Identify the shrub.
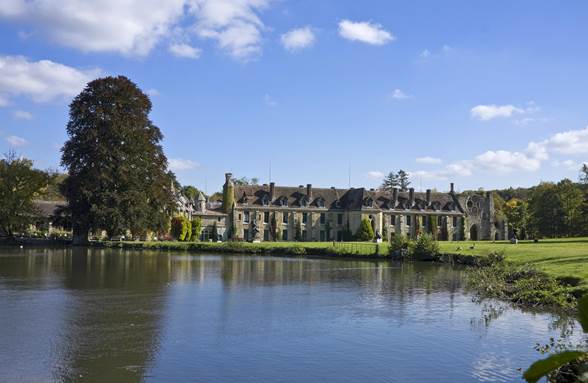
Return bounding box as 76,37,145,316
170,216,190,241
411,234,439,261
355,219,374,241
389,234,410,257
191,217,202,241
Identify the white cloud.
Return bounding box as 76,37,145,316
190,0,271,60
280,26,315,52
169,158,200,171
0,55,100,103
264,93,277,107
474,150,541,173
5,135,28,147
367,170,384,179
338,19,394,45
0,0,186,56
0,95,8,107
470,104,524,121
390,88,412,100
542,126,588,155
146,88,160,97
419,49,431,59
169,43,202,58
411,126,588,179
13,110,32,120
416,156,442,165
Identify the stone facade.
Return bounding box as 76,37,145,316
210,173,506,242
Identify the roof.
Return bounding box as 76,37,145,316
233,185,461,212
33,200,67,218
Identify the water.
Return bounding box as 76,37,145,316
0,248,580,382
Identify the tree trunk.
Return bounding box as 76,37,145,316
72,222,89,246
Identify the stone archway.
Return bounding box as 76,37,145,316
470,225,478,241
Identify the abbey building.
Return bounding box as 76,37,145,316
192,173,507,242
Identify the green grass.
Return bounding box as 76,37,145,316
438,238,588,287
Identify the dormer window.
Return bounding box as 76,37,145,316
261,194,270,206
334,199,341,208
277,196,288,207
363,197,373,208
239,192,248,204
300,196,309,207
316,197,325,208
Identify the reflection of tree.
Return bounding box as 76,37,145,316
54,248,172,382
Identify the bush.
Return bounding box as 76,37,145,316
355,219,374,241
191,217,202,241
170,216,190,241
411,234,439,261
389,234,410,257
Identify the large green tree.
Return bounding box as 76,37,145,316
0,152,50,238
381,170,411,192
61,76,175,244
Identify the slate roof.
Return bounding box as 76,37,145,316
32,200,67,218
234,185,461,212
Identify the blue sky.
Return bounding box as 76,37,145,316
1,0,587,194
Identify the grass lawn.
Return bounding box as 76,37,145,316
438,237,588,286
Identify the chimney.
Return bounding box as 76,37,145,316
392,188,398,208
409,187,415,207
426,189,431,206
225,173,233,184
306,184,312,200
270,182,275,200
450,183,455,194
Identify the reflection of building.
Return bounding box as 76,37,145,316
215,173,506,242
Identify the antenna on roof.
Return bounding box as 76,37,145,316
348,163,351,188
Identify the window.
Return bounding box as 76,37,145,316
263,212,269,223
336,231,343,241
320,230,325,241
263,230,269,241
406,215,411,226
317,198,325,208
438,216,443,226
282,229,288,241
302,212,308,224
302,230,307,241
337,213,343,225
453,216,458,227
244,229,249,241
239,213,242,221
283,213,288,224
320,213,326,224
391,215,396,226
243,211,250,223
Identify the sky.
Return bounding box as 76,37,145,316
1,0,587,194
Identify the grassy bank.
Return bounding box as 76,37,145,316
438,238,588,288
97,240,390,257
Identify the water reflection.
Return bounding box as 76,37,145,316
0,248,580,382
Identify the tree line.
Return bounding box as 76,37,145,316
499,167,588,239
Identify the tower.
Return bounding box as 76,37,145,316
222,173,235,214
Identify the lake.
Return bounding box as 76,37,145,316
0,247,580,382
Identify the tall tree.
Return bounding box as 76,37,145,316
528,182,567,237
381,172,399,191
61,76,175,244
181,185,200,201
397,170,411,191
579,163,588,184
0,151,50,238
503,198,529,239
555,179,583,236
